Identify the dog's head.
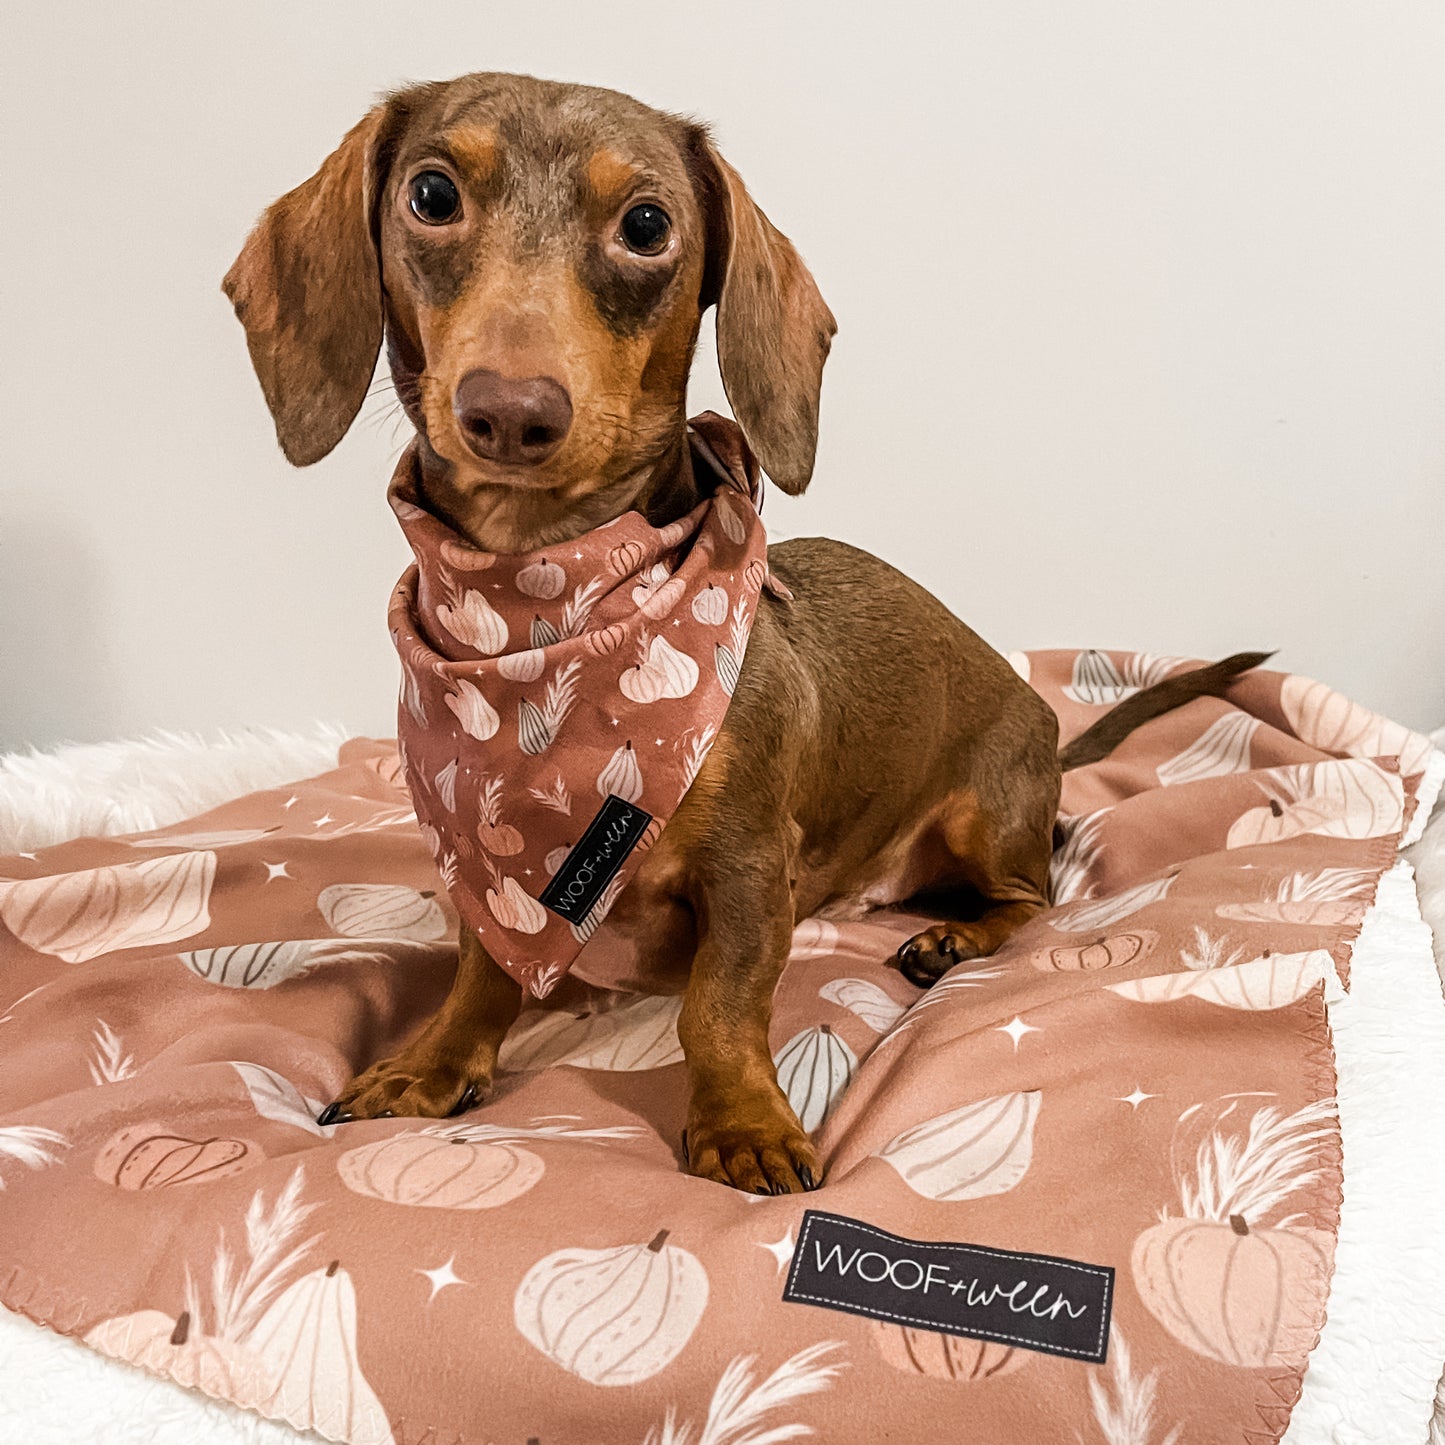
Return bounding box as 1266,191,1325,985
224,73,834,540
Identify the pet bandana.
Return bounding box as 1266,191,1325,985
388,413,774,998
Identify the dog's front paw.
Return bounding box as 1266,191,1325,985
318,1052,491,1125
893,923,988,987
684,1095,821,1195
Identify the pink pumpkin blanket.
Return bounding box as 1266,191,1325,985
0,653,1435,1445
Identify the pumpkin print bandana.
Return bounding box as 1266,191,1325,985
388,413,773,998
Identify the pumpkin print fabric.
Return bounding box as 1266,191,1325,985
0,653,1437,1444
389,411,772,998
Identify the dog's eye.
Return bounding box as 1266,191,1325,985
409,171,461,225
620,204,671,255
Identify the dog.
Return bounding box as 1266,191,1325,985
224,72,1262,1195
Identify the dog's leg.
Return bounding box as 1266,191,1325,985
678,854,819,1195
319,924,521,1123
893,790,1054,987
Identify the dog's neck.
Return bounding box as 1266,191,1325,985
412,423,701,556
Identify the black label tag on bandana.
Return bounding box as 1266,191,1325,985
539,795,653,923
783,1211,1113,1363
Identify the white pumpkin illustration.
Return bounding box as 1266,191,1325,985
444,678,501,741
1063,651,1183,705
1227,758,1405,849
691,585,730,626
0,849,216,963
439,537,494,571
597,742,645,803
514,1230,708,1386
499,994,684,1072
1156,714,1260,786
1050,874,1175,932
1280,674,1434,775
437,585,508,654
486,875,548,934
774,1025,858,1132
620,634,700,703
318,883,448,940
1108,948,1334,1010
84,1309,265,1399
516,556,567,600
180,939,317,989
244,1261,394,1442
818,977,908,1032
497,647,548,684
877,1092,1040,1201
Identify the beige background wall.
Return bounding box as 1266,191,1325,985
3,0,1444,751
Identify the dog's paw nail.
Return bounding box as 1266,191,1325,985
376,1109,394,1119
798,1164,818,1191
317,1103,345,1126
448,1084,479,1117
680,1129,689,1165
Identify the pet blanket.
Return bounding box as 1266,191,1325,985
0,653,1438,1445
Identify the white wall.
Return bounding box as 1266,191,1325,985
3,0,1443,752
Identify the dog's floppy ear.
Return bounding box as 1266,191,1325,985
223,106,392,466
690,135,836,494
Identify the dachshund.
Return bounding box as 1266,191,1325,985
224,72,1263,1194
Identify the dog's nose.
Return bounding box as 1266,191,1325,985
453,369,573,466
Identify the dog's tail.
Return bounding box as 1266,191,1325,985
1057,651,1273,773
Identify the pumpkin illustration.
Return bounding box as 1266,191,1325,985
1107,949,1333,1010
714,642,741,695
1033,930,1156,972
789,917,840,959
498,647,548,683
94,1126,260,1190
1226,758,1404,849
245,1261,394,1442
476,776,524,855
444,678,501,741
743,558,768,594
514,1229,708,1386
517,556,567,600
597,742,645,803
774,1025,857,1132
877,1092,1040,1201
1050,874,1174,932
1156,714,1260,786
639,574,688,619
179,939,318,989
871,1321,1025,1381
437,586,508,654
318,883,448,940
0,849,216,964
586,622,628,658
1133,1215,1332,1367
499,993,684,1071
85,1309,265,1397
1280,675,1434,775
339,1130,544,1209
609,539,645,576
439,538,494,571
544,844,570,875
818,977,907,1031
532,614,561,648
691,585,729,625
620,635,700,703
487,876,548,934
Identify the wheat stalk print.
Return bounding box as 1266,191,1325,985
539,659,583,742
528,775,573,815
0,1125,68,1186
88,1019,138,1084
642,1341,846,1445
559,578,608,639
1050,809,1109,904
1080,1329,1181,1445
680,725,718,791
1178,928,1245,974
1270,867,1376,904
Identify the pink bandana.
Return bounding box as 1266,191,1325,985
388,413,774,998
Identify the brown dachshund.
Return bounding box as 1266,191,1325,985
224,72,1263,1195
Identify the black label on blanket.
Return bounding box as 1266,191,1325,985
783,1211,1113,1363
539,795,653,923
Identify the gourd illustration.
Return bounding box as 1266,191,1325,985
1226,758,1404,849
433,758,459,811
773,1025,857,1132
518,660,583,755
1033,930,1155,972
1108,945,1334,1010
531,614,561,648
1156,714,1260,786
877,1092,1040,1201
476,776,524,855
1216,867,1374,925
609,539,645,576
437,584,509,654
339,1119,639,1209
743,558,769,593
0,849,216,963
498,993,684,1072
691,585,729,625
486,873,548,934
94,1126,261,1189
1051,875,1175,933
514,1229,708,1386
245,1261,393,1442
399,664,428,726
439,537,494,571
818,977,907,1031
498,646,548,683
1280,674,1434,775
1132,1099,1336,1368
517,556,567,600
1063,651,1183,705
180,938,334,989
620,634,700,703
445,678,501,742
716,492,749,544
597,742,644,803
585,622,628,658
871,1321,1025,1381
84,1309,264,1399
318,883,448,941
